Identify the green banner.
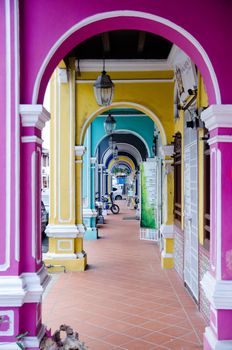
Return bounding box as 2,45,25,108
140,161,157,229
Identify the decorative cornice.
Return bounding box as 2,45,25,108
45,224,80,238
208,135,232,145
201,271,232,309
0,265,50,306
21,265,51,303
0,276,25,306
75,145,86,157
201,105,232,131
76,59,172,72
20,104,50,130
21,136,43,144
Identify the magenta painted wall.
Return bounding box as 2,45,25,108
19,0,232,104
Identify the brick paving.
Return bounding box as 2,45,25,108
43,202,205,349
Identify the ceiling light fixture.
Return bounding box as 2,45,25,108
104,113,116,135
93,60,114,106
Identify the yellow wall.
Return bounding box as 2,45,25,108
197,72,209,245
75,71,175,145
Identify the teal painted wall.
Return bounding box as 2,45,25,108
90,116,155,156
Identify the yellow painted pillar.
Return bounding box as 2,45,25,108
74,145,87,267
44,60,86,271
160,145,175,269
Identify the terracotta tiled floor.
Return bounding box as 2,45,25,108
43,202,205,349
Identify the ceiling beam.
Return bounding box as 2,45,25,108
101,32,111,54
137,31,146,53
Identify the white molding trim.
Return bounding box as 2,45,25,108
21,136,43,144
0,344,20,350
201,271,232,309
21,265,51,303
45,224,80,238
75,145,86,157
83,208,98,217
160,224,174,239
208,135,232,145
161,251,173,259
58,67,68,83
201,105,232,131
0,265,51,306
102,143,141,165
76,59,171,72
20,104,50,130
14,0,20,263
0,276,25,306
159,145,174,157
205,326,232,350
76,78,173,84
77,224,86,234
32,10,221,105
80,101,167,145
43,252,85,259
94,129,151,158
1,0,11,272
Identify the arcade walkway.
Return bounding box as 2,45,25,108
43,202,205,349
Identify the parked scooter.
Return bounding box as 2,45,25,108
102,192,120,214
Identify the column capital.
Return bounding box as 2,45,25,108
20,104,50,130
159,144,174,157
201,271,232,309
201,104,232,131
75,145,86,157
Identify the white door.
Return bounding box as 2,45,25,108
184,126,199,301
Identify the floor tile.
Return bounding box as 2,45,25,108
43,202,206,349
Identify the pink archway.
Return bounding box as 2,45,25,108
1,2,232,349
18,1,232,105
27,12,220,105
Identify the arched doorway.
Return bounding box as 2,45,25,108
0,3,230,349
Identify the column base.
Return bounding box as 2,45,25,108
84,227,98,240
204,327,232,350
83,208,98,240
161,251,174,269
43,252,87,272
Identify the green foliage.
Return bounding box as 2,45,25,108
112,166,130,175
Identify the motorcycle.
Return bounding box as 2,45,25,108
102,192,120,214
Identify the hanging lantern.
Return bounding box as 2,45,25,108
104,114,116,135
93,69,114,106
